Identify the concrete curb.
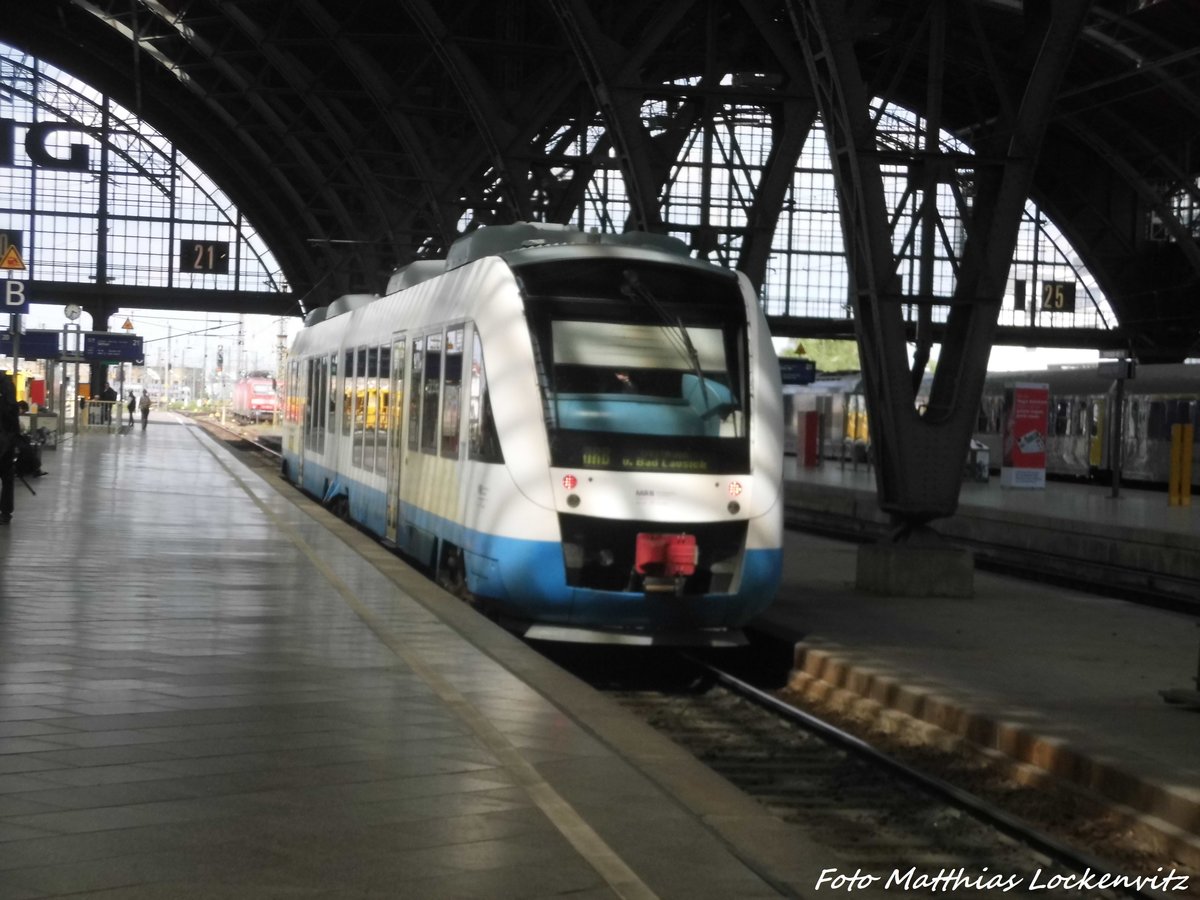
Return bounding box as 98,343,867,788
789,643,1200,871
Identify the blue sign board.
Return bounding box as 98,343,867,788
84,333,144,364
778,357,817,385
0,329,60,359
2,280,29,314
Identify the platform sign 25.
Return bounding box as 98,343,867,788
1040,280,1076,313
179,240,230,274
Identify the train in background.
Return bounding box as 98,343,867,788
786,363,1199,489
231,371,279,423
977,363,1197,488
783,371,871,462
281,222,785,646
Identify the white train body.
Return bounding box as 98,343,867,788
282,224,784,644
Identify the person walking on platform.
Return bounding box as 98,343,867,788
127,392,136,426
0,373,19,524
139,390,151,430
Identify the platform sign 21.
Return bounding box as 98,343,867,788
179,239,230,274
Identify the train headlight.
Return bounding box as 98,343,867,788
728,480,743,497
563,474,581,507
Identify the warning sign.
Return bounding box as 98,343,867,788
0,244,24,271
122,318,134,331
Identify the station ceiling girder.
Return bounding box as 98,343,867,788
1,0,1198,359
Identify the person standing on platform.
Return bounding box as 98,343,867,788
100,383,117,424
127,392,136,426
139,390,151,430
0,372,19,524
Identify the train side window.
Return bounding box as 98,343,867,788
303,358,316,451
468,330,503,463
408,337,424,452
421,332,443,454
1147,401,1167,441
1167,399,1195,436
342,350,354,437
375,344,391,471
362,346,378,471
387,339,405,470
441,327,464,459
1054,399,1070,436
977,395,1001,433
303,360,312,445
353,347,368,467
314,359,324,452
320,357,328,452
323,354,333,451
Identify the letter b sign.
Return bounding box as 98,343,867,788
3,281,29,314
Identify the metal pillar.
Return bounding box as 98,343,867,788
789,0,1093,525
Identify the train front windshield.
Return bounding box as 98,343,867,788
517,258,750,474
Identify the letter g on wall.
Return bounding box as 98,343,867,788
0,119,93,172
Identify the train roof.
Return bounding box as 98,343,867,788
304,292,377,326
444,222,692,270
983,362,1200,395
310,224,728,329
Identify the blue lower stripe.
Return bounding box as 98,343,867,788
284,452,781,631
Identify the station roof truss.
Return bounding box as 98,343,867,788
4,0,1200,360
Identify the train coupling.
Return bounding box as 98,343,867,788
635,532,697,595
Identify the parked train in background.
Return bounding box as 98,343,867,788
281,223,785,646
231,371,279,423
786,363,1199,489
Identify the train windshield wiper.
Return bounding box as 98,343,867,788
620,269,717,413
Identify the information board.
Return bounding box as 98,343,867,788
83,332,144,364
0,329,60,359
778,357,816,385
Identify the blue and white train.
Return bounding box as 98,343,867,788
281,223,784,645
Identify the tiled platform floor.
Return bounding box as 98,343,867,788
0,414,823,899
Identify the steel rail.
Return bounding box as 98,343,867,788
687,657,1165,900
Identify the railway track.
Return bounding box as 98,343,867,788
188,412,282,462
547,645,1193,900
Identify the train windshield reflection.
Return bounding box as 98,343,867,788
519,261,751,474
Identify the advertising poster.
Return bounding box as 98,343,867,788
1001,382,1049,488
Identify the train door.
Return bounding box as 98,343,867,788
385,334,407,543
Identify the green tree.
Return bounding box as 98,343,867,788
783,338,861,373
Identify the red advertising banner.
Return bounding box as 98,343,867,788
1001,383,1049,488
